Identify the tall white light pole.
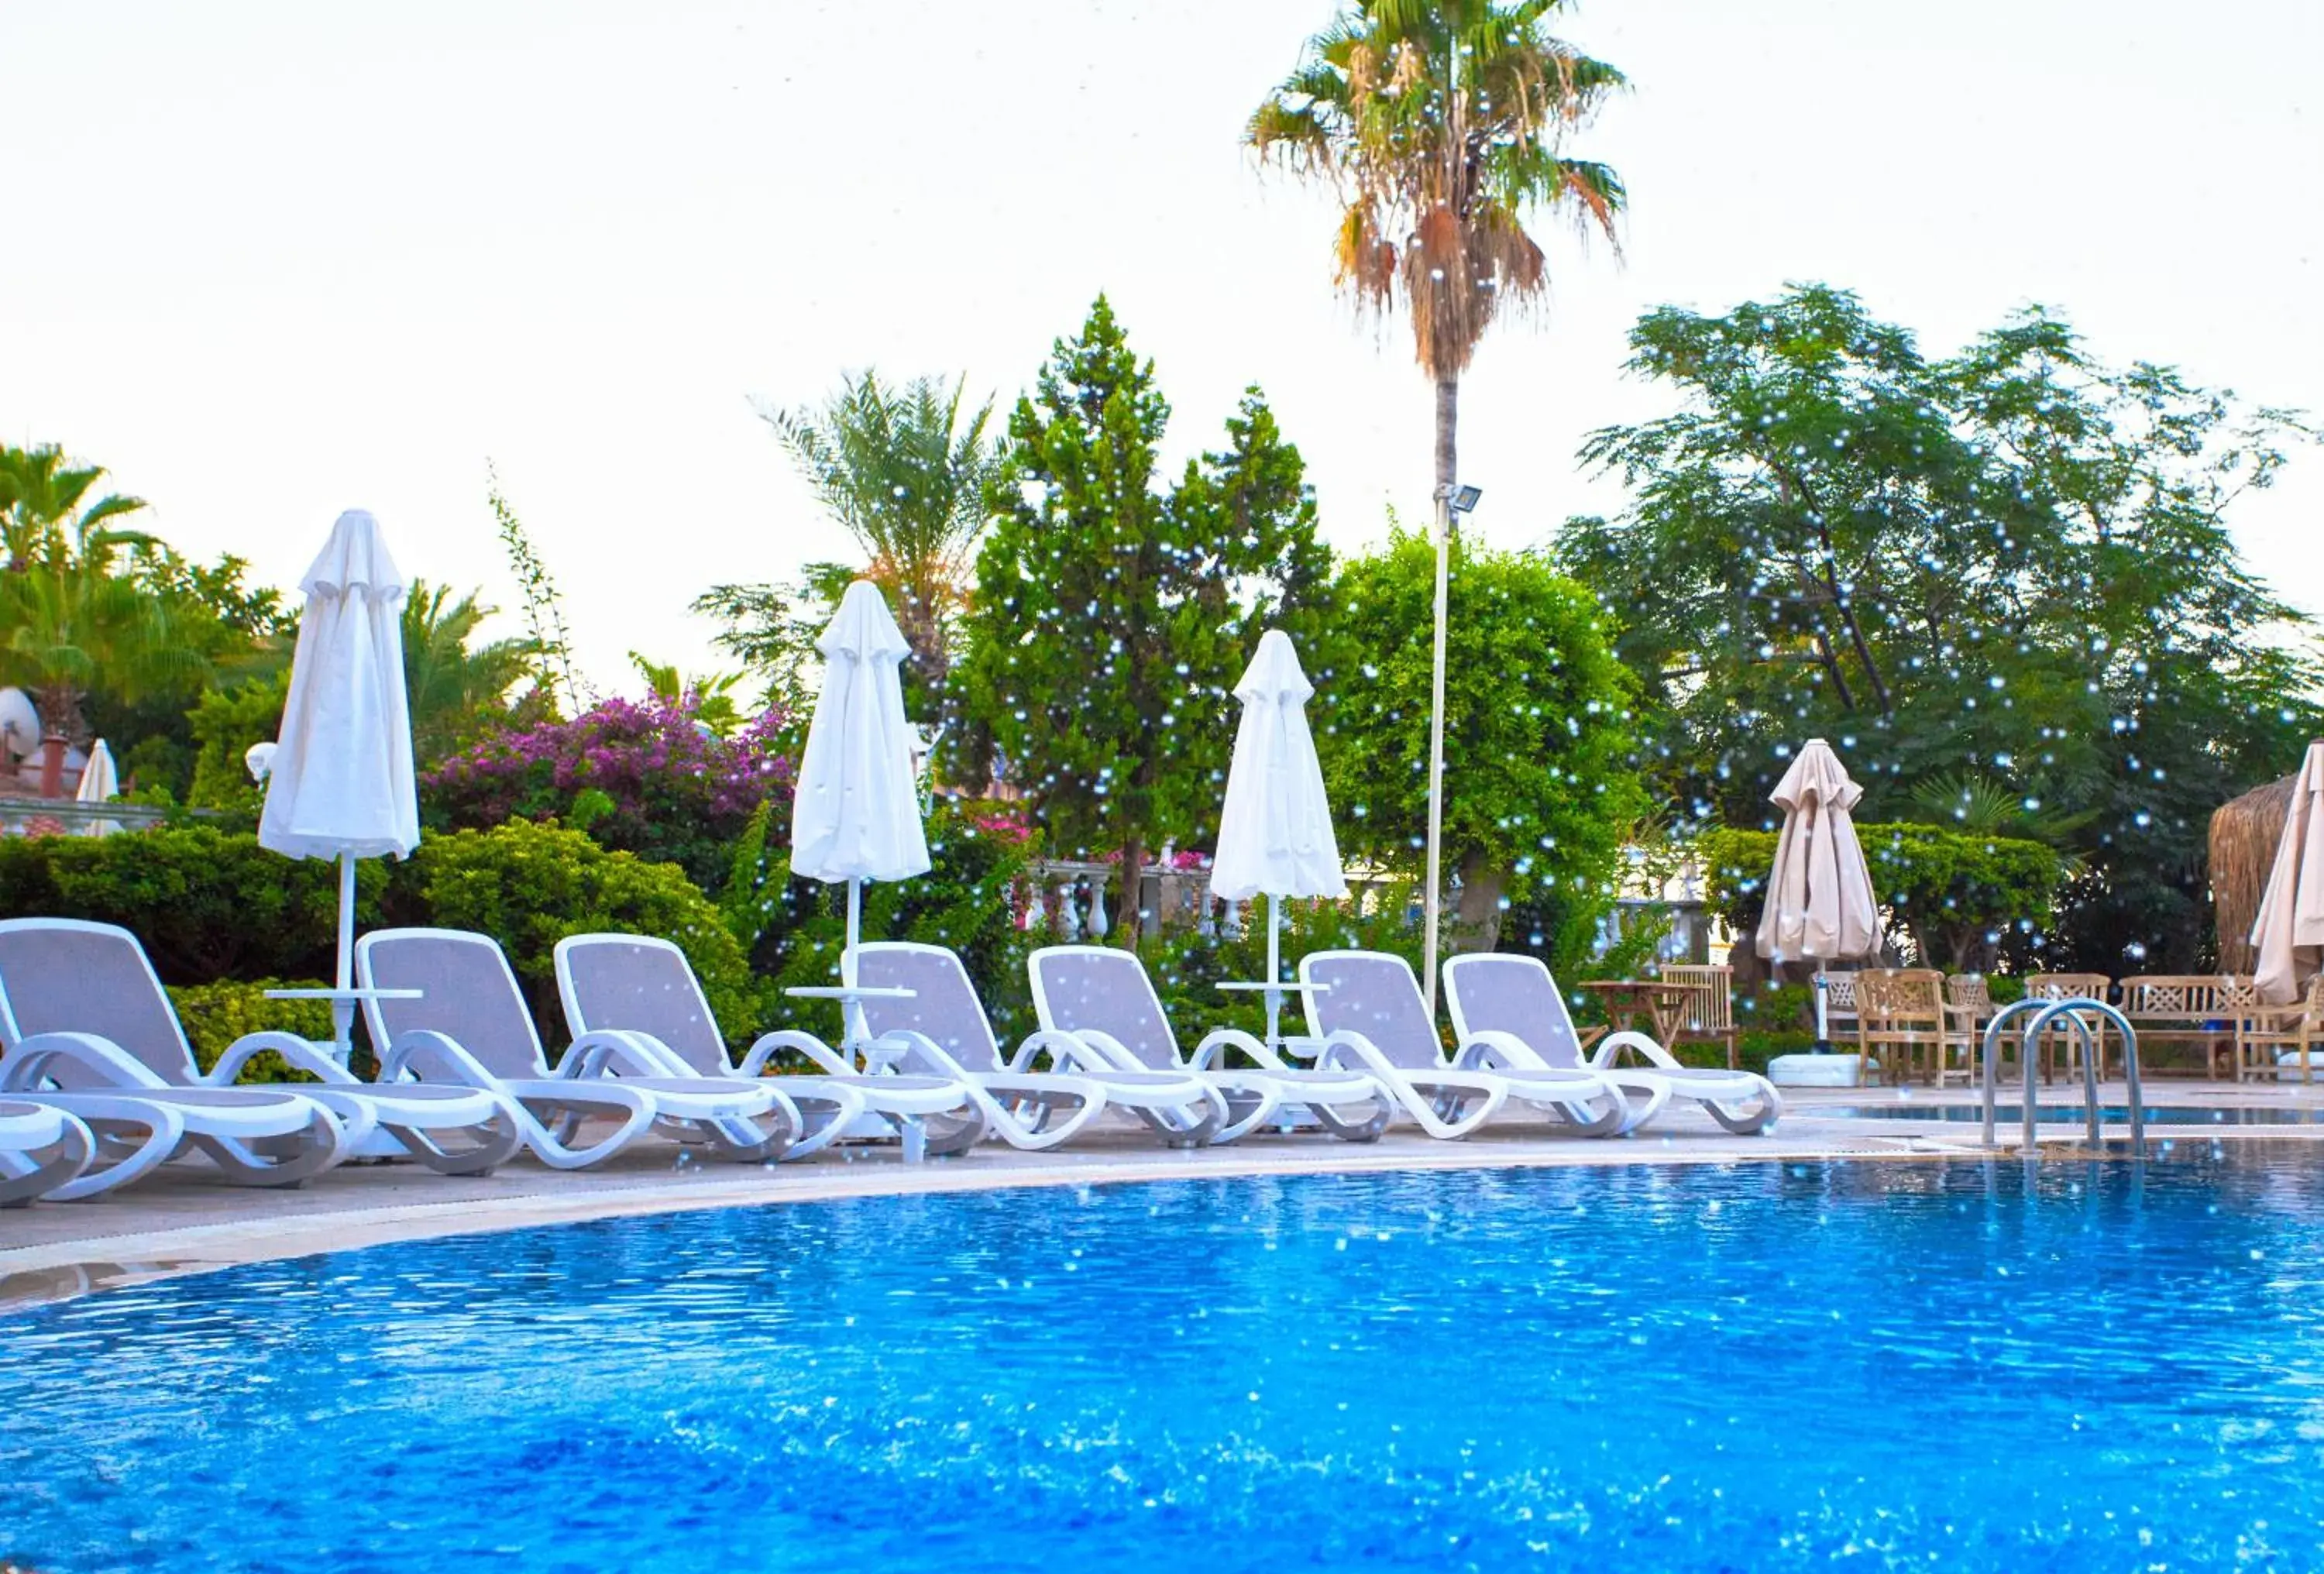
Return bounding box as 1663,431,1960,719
1422,486,1451,1018
1422,483,1480,1019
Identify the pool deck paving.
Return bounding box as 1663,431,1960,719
8,1079,2324,1308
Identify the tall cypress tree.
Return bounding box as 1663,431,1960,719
957,297,1338,936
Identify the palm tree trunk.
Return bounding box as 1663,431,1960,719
1117,834,1145,945
1435,377,1459,512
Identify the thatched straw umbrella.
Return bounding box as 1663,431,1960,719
2213,772,2302,974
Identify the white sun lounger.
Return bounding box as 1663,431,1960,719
1444,954,1783,1135
1297,950,1635,1139
0,916,519,1177
0,1101,95,1206
552,932,981,1161
359,927,794,1167
0,918,354,1194
855,942,1228,1149
1026,944,1392,1143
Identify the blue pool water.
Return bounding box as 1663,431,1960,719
1827,1102,2324,1125
9,1150,2324,1572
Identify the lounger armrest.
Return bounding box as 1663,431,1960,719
210,1030,366,1087
1008,1028,1129,1075
1190,1028,1290,1071
554,1029,687,1080
862,1027,955,1081
379,1029,504,1088
1312,1029,1397,1079
1452,1029,1543,1072
741,1029,853,1077
0,1031,174,1092
1585,1030,1681,1071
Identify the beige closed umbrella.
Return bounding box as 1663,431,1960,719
1757,739,1881,1046
2252,741,2324,1006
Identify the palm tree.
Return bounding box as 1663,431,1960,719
1249,2,1625,999
401,581,537,760
1248,1,1625,497
0,444,146,572
760,372,1006,702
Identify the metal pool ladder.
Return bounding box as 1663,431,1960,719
1980,998,2145,1150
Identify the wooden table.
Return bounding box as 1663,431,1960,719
1575,980,1693,1050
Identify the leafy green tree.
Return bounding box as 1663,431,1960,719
1324,527,1643,953
1554,284,2322,970
955,297,1340,934
762,371,1008,714
1249,0,1624,512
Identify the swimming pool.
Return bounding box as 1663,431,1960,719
1826,1101,2324,1125
9,1150,2324,1572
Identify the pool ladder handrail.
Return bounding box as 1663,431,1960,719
1980,997,2145,1151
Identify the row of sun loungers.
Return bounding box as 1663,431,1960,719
0,917,1781,1204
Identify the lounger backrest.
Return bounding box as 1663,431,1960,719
856,943,1005,1074
1442,954,1586,1070
1298,950,1446,1071
555,934,730,1075
357,928,548,1079
0,919,198,1088
1026,946,1182,1070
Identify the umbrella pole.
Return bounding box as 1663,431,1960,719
844,876,865,1053
1813,967,1832,1054
1266,892,1283,1052
333,851,357,1066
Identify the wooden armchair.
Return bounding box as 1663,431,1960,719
1659,964,1739,1068
2024,972,2116,1083
2118,975,2248,1080
2239,975,2324,1083
1856,969,1967,1086
1943,974,1996,1073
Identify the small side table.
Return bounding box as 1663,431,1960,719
263,986,423,1067
1575,981,1693,1052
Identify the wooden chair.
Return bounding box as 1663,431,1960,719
1821,969,1860,1043
2239,975,2324,1083
1943,974,1996,1076
1659,964,1739,1068
2116,976,2247,1080
2024,972,2116,1084
1855,969,1966,1086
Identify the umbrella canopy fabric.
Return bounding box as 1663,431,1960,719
1757,739,1880,964
258,510,419,862
73,739,116,805
790,581,930,885
2253,741,2324,1005
1211,631,1346,903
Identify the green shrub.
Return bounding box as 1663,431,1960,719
408,818,758,1050
167,979,337,1081
0,825,377,985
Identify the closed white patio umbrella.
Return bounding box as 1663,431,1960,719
1757,739,1881,1047
2253,741,2324,1006
74,738,118,837
259,510,420,1063
1212,631,1345,1049
791,581,930,1048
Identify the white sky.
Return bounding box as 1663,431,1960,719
3,0,2317,691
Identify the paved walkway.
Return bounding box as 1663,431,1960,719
7,1081,2321,1308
